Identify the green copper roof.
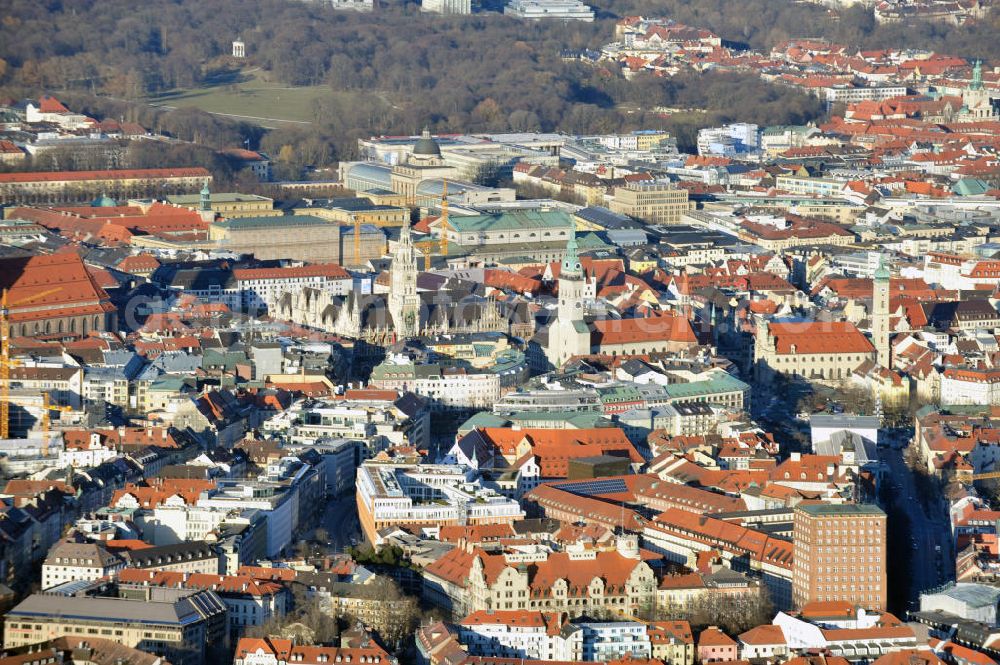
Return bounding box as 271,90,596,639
953,178,989,197
663,373,749,400
562,232,581,275
874,253,890,281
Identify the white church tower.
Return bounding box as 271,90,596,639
546,233,591,367
872,253,891,367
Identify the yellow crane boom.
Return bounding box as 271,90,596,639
439,179,449,259
2,287,64,439
40,391,72,457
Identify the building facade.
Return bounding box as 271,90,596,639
610,182,691,225
792,503,887,610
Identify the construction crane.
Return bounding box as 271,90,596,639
353,217,362,268
414,240,438,271
1,287,62,440
438,179,450,259
40,392,72,457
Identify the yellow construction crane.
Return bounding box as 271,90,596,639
414,240,437,271
439,179,450,259
1,287,62,440
353,217,362,268
40,391,72,457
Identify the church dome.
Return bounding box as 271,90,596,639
91,193,117,207
412,127,441,158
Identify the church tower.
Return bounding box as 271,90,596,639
872,253,891,367
197,181,214,222
963,61,996,120
546,233,591,367
388,219,421,339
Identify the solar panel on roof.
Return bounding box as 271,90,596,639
556,478,628,497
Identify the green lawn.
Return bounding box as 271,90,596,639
147,70,328,127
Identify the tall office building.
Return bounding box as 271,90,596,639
792,503,887,610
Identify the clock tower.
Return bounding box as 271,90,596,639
545,233,591,367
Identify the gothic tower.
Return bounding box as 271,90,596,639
388,219,421,339
546,233,591,367
872,253,891,367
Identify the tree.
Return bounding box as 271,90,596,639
657,585,774,634
247,591,341,645
353,576,419,649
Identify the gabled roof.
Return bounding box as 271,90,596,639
767,321,875,355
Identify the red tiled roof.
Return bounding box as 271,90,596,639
117,568,284,596
739,625,786,645
234,637,391,664
233,263,351,281
0,167,210,184
767,321,875,355
700,627,737,647
592,314,699,346
0,252,114,324
37,95,70,114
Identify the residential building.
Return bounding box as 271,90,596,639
648,621,695,665
234,636,395,665
698,627,738,663
369,356,518,411
120,541,221,574
41,539,124,590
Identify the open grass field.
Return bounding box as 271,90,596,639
147,69,328,128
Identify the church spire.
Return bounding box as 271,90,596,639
400,213,412,244
874,252,890,281
971,60,984,91
200,181,211,212
562,231,581,277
